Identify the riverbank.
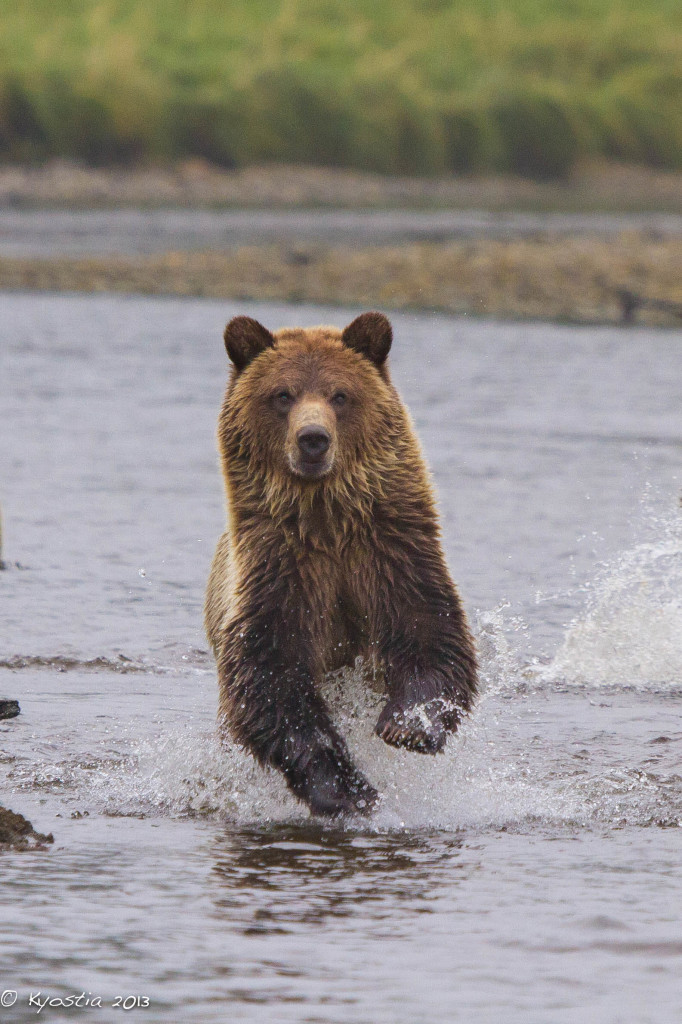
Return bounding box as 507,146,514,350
1,163,680,326
1,234,680,327
2,160,682,213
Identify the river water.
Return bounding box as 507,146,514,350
1,208,682,258
1,292,681,1023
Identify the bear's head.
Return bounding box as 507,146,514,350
221,312,396,488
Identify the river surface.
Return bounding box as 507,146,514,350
1,293,681,1023
1,208,681,258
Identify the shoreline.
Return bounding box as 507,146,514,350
1,235,681,328
1,160,682,214
1,162,680,327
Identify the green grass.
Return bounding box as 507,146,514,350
1,0,681,177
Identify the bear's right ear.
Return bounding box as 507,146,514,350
224,316,275,372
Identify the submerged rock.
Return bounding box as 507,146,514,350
0,806,53,849
0,698,20,720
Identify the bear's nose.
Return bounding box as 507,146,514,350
297,426,331,460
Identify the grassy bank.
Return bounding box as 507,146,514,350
1,1,681,178
2,234,680,327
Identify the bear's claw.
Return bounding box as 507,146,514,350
301,750,379,818
374,700,449,754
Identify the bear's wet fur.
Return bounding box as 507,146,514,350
205,312,477,817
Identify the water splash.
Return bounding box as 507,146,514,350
4,506,681,832
475,602,529,695
544,506,682,690
16,631,674,833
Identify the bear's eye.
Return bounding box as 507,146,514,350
331,391,347,408
272,390,294,412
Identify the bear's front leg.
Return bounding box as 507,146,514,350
217,612,378,817
375,677,460,754
370,550,478,755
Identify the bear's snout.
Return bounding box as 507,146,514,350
287,399,336,479
297,426,331,461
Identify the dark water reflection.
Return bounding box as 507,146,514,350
212,826,468,932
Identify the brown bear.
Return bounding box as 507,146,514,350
205,311,477,817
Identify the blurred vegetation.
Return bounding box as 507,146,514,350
1,0,681,179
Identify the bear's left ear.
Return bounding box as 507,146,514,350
224,316,275,372
342,311,392,368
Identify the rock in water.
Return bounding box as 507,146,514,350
0,806,53,849
0,699,20,720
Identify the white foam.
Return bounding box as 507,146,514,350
69,641,680,832
545,507,682,690
8,506,682,831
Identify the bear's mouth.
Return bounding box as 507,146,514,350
288,453,333,480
